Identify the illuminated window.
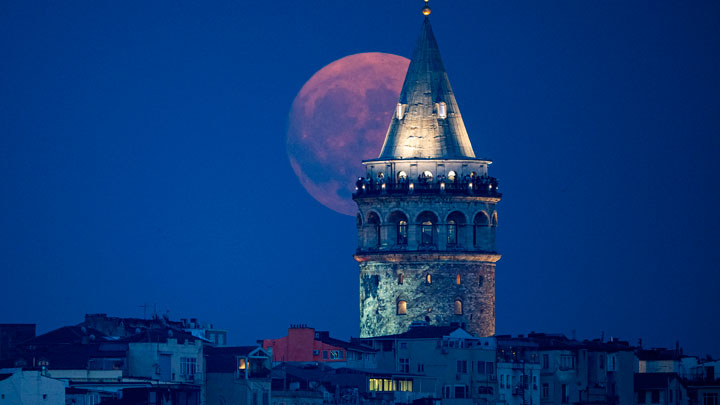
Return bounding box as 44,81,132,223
426,274,432,284
423,171,433,181
447,170,457,181
454,300,463,315
438,102,447,119
238,357,246,371
396,103,405,119
456,274,461,285
398,380,413,392
397,300,407,315
447,220,457,245
398,171,407,181
397,220,408,245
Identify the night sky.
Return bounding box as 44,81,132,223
1,1,719,356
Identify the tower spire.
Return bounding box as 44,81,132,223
377,12,476,160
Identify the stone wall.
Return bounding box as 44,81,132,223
358,258,495,337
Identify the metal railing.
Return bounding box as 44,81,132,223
353,177,501,198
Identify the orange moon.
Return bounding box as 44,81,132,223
287,52,410,216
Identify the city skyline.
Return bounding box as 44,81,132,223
1,1,719,357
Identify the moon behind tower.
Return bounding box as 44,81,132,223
287,53,410,216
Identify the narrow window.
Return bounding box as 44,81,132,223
421,221,434,244
398,220,408,245
447,220,457,245
454,300,463,315
396,103,405,119
398,273,404,285
397,300,407,315
479,275,484,287
425,274,432,284
456,274,461,285
438,102,447,119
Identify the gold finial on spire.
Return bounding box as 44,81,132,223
422,0,431,16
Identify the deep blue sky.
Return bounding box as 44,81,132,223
1,1,718,356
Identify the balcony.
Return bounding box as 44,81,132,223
353,177,501,199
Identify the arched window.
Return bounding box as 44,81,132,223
473,211,490,247
397,300,407,315
398,273,404,285
454,300,463,315
417,211,438,246
356,214,363,228
492,211,498,227
425,274,432,284
447,211,466,247
478,275,484,287
389,211,409,246
396,103,405,119
420,170,433,186
447,171,457,182
398,171,407,182
367,212,381,247
456,274,461,285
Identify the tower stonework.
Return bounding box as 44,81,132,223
353,15,501,338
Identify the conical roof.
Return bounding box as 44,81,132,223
377,17,476,160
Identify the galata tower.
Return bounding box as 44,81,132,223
353,3,501,338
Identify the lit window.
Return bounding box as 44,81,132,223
447,170,456,181
398,220,408,245
454,300,463,315
397,300,407,315
423,171,433,181
437,102,447,119
396,103,405,119
398,379,413,392
238,357,247,370
398,171,407,181
425,274,432,284
456,274,461,285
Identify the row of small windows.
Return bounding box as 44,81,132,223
397,273,484,287
396,102,447,120
397,299,464,315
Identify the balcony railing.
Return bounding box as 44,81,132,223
353,177,501,198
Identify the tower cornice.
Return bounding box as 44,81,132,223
354,252,501,264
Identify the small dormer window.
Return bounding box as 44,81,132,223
438,102,447,119
396,103,405,119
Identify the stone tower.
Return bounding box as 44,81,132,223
353,10,501,338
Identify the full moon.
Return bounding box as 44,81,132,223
287,52,410,216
